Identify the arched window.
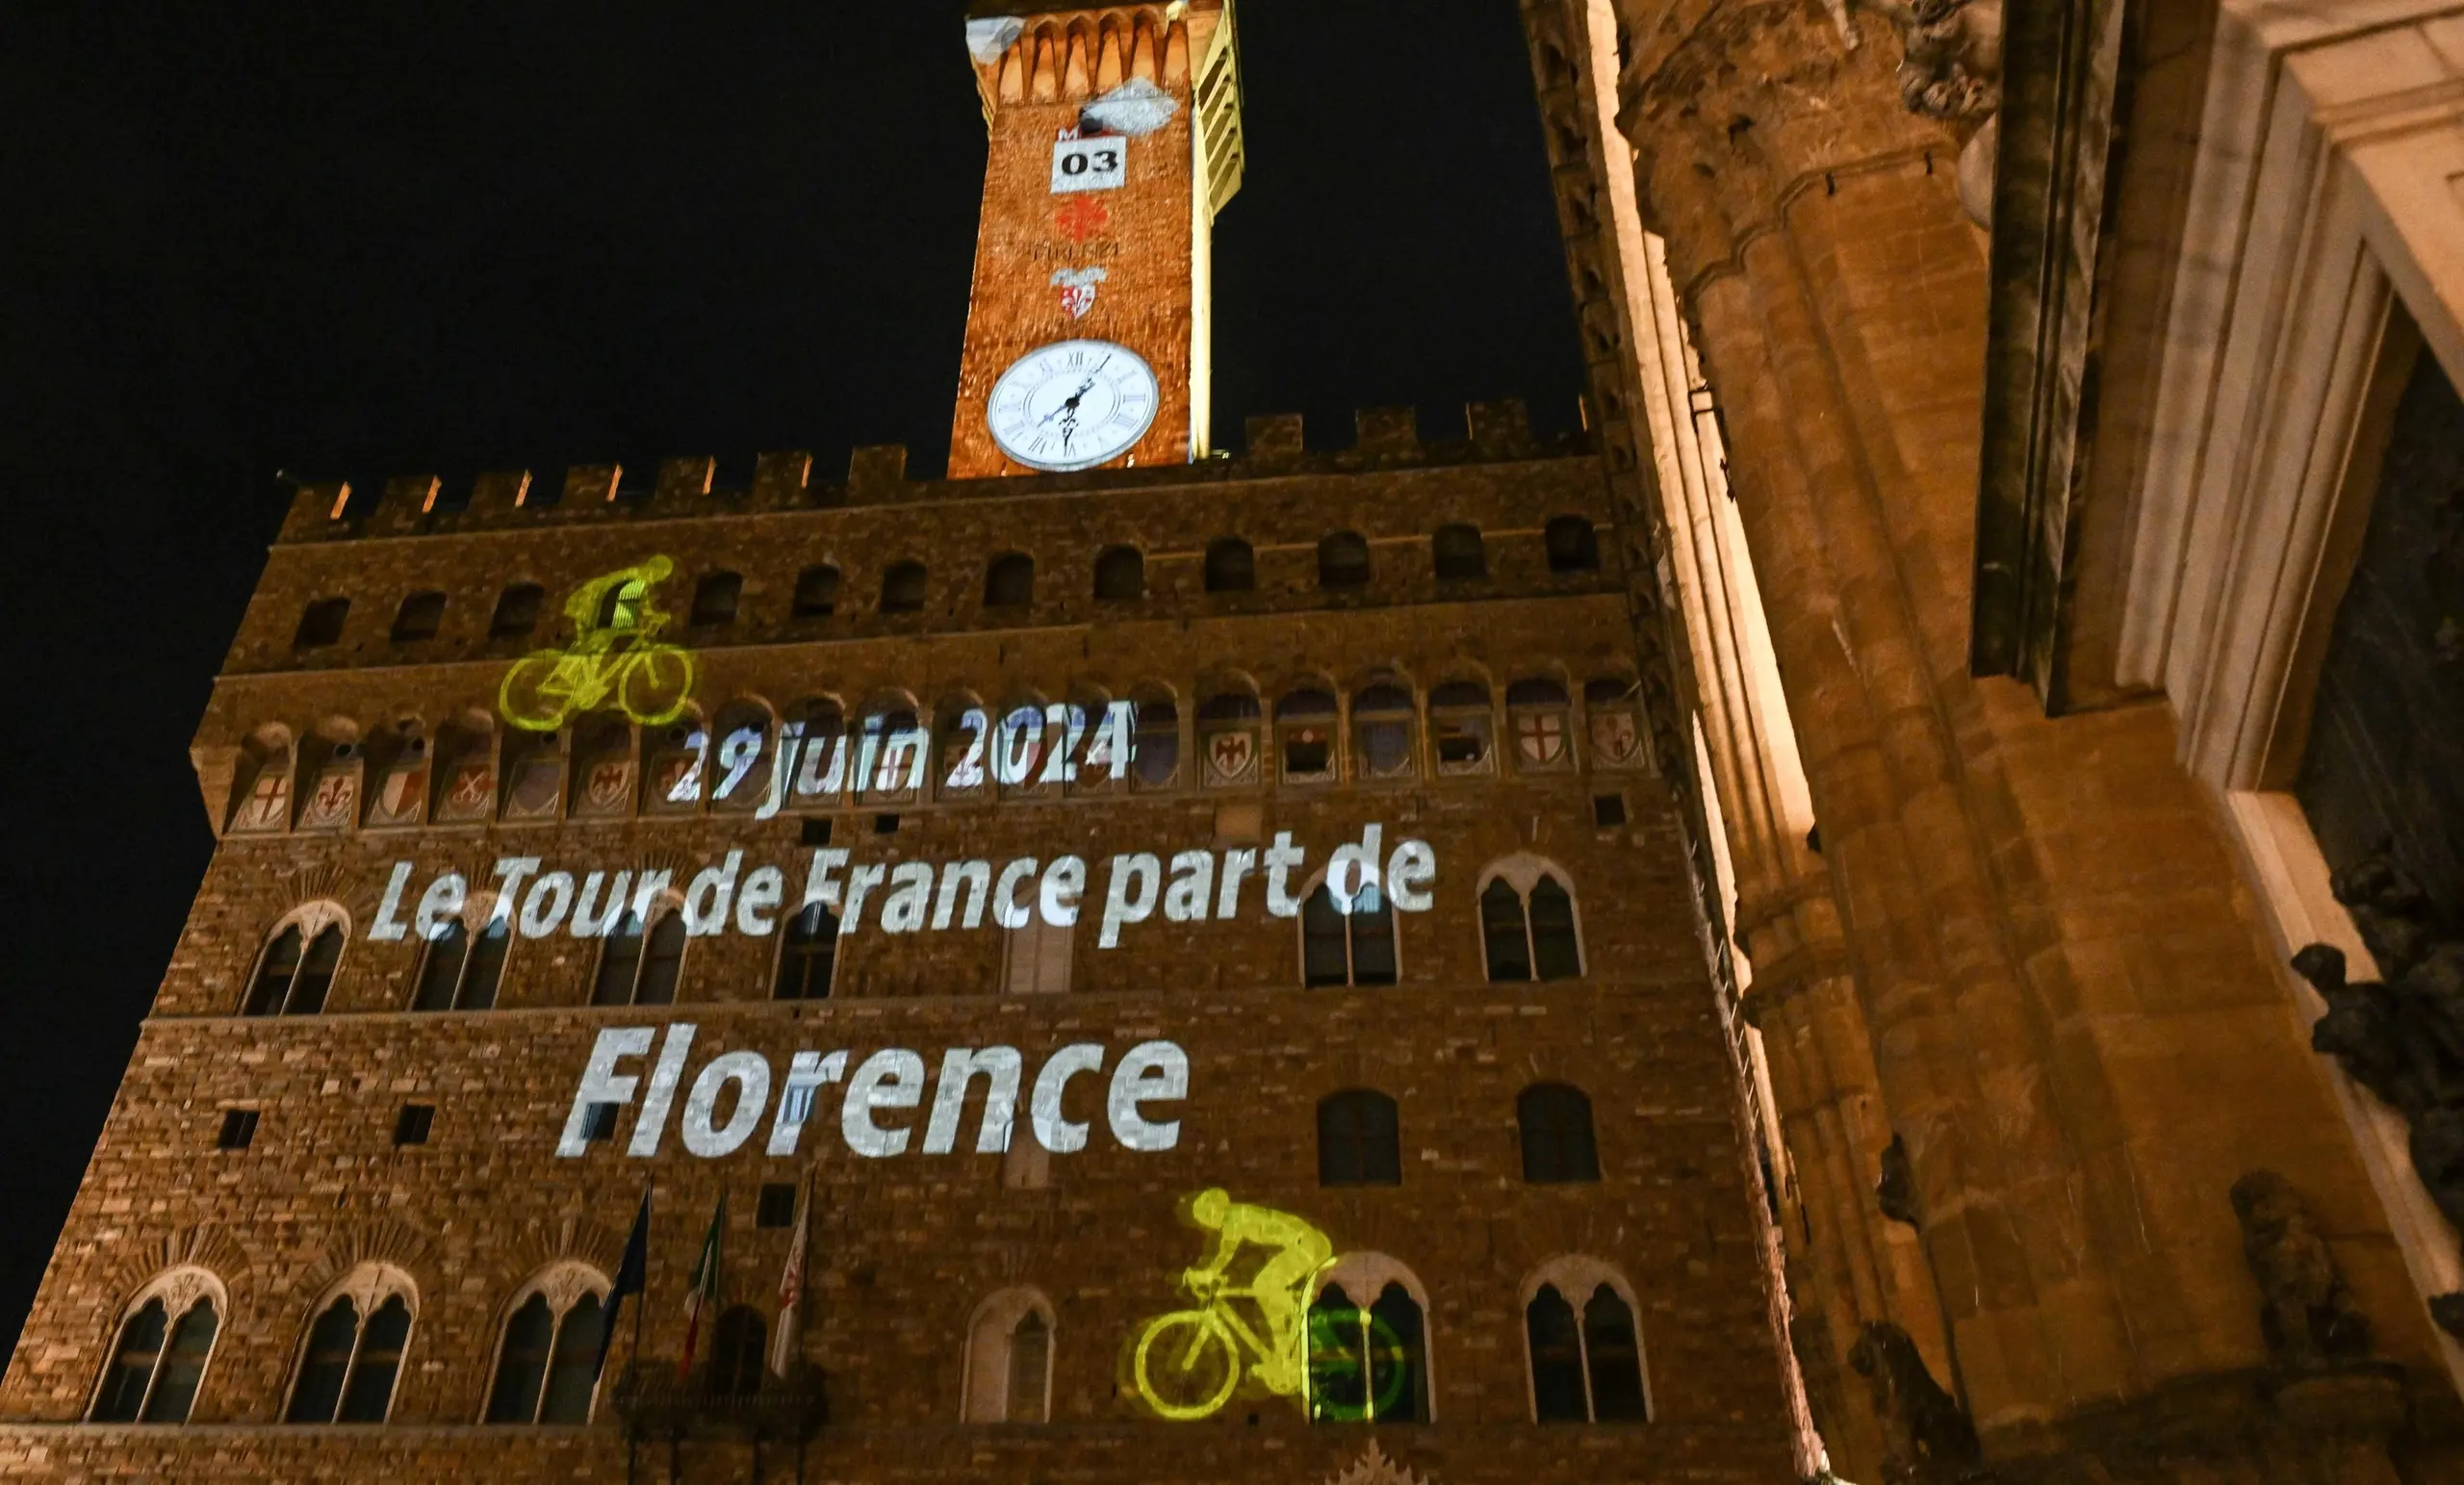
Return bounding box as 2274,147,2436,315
592,910,684,1007
1506,678,1575,772
708,1306,766,1395
1277,687,1339,784
775,904,838,1002
1196,685,1262,788
488,583,544,639
1093,545,1144,602
411,917,508,1012
1429,678,1495,777
985,552,1036,609
90,1274,222,1423
1479,864,1584,983
390,591,446,643
707,700,778,812
791,564,840,618
1518,1084,1601,1183
1545,515,1601,573
244,915,346,1017
594,574,651,632
963,1290,1055,1423
1432,524,1486,580
690,571,742,627
1318,1089,1400,1187
881,560,928,614
1524,1268,1648,1423
1308,1280,1428,1423
1302,880,1396,988
1132,692,1180,790
294,597,349,649
287,1270,416,1424
484,1268,608,1424
1318,532,1371,589
1351,680,1416,781
1204,537,1254,593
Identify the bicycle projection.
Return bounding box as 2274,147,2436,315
499,558,697,731
1129,1190,1411,1422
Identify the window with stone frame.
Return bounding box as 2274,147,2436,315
483,1266,608,1425
791,563,840,618
285,1268,417,1424
1000,913,1073,996
1276,686,1340,784
90,1271,222,1424
1204,536,1255,593
243,911,346,1017
1428,678,1496,777
410,916,509,1012
1318,531,1372,590
293,596,349,649
1132,692,1181,790
1092,545,1144,602
880,559,929,614
775,904,839,1002
689,570,742,627
1517,1083,1601,1183
985,551,1036,609
488,582,544,639
1301,878,1397,988
1307,1271,1429,1424
592,909,684,1007
1477,863,1584,983
390,590,446,643
963,1290,1056,1423
1544,515,1600,573
1350,680,1417,781
1317,1089,1401,1187
1432,523,1487,580
1524,1267,1648,1423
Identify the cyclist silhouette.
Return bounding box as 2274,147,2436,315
499,558,695,730
1179,1188,1333,1395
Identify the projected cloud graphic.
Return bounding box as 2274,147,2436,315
1129,1191,1409,1422
500,559,697,730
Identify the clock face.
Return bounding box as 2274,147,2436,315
986,340,1160,473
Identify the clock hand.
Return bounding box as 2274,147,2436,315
1036,372,1101,429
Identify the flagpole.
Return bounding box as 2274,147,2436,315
629,1177,651,1379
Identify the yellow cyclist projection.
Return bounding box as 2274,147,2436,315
500,558,696,730
1131,1190,1411,1422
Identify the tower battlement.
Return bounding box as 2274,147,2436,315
274,399,1561,546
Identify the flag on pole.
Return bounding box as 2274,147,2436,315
770,1174,811,1377
676,1195,725,1380
593,1187,652,1386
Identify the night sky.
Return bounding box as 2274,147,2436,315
0,5,1581,1367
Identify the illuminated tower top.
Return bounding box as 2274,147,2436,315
946,0,1244,479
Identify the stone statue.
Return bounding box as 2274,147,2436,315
1848,1321,1981,1484
2297,945,2442,1118
2228,1170,2371,1366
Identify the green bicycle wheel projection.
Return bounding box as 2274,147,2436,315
498,558,697,731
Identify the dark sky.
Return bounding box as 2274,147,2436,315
0,5,1580,1367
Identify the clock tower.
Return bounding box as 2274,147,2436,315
948,0,1244,478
